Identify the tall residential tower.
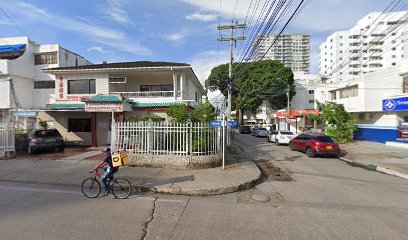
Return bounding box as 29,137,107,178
252,34,310,72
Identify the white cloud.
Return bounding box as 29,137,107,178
4,1,151,56
163,32,186,43
186,12,218,22
102,0,133,25
87,46,105,54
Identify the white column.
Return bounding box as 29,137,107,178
180,72,185,100
173,71,178,100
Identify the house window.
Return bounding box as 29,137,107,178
309,100,314,104
34,81,55,89
68,118,91,132
140,84,173,92
308,90,314,94
68,79,96,94
404,77,408,93
339,85,358,99
330,91,337,100
34,52,58,65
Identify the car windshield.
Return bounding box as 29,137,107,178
315,136,334,142
34,130,60,137
258,128,267,131
241,126,250,129
280,131,294,135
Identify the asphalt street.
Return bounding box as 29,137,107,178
1,133,408,240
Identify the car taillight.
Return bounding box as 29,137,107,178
31,138,38,143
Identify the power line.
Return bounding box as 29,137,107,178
0,4,29,36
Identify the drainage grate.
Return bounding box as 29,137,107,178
256,160,293,181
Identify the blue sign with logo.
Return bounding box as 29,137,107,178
210,121,222,127
383,96,408,112
226,121,239,127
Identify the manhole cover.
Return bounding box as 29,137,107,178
251,193,271,202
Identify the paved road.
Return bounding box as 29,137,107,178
1,134,408,240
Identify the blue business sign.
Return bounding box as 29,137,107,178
210,121,222,127
226,121,239,127
383,96,408,112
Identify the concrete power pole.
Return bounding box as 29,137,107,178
217,23,246,120
287,84,290,131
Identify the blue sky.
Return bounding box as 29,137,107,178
0,0,392,92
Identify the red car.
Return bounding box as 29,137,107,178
289,133,341,158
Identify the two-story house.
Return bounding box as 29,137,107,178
40,61,206,146
0,36,91,129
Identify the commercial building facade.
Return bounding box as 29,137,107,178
0,36,91,129
252,34,310,72
41,61,205,146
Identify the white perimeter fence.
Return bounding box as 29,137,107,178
0,123,15,152
111,122,230,156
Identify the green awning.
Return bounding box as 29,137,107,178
132,102,190,108
49,103,85,109
83,95,123,103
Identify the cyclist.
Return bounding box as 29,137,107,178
90,147,119,196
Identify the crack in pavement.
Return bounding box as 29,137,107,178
141,196,158,240
170,196,191,240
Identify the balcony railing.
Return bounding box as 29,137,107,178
111,91,181,98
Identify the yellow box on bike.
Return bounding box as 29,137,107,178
112,151,129,167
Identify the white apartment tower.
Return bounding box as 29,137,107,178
320,11,408,81
252,34,310,72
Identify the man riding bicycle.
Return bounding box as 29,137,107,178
90,147,119,196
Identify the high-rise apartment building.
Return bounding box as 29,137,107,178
319,11,408,81
252,34,310,72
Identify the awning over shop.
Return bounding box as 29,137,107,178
0,44,26,59
132,102,192,109
46,103,85,111
84,95,129,103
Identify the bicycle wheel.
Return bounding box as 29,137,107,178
81,177,101,198
111,179,131,199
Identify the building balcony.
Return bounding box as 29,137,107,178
110,91,182,99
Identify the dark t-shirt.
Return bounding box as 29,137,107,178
103,155,119,172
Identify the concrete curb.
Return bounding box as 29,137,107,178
149,162,262,196
339,157,408,180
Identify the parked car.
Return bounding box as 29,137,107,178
252,127,268,137
267,130,295,145
289,133,340,158
239,125,251,134
28,129,65,154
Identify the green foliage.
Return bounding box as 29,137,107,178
166,104,190,123
129,112,164,122
191,102,216,123
312,101,356,143
38,119,49,129
205,60,295,113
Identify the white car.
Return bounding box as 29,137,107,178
267,130,295,145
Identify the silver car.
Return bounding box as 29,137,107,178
252,127,268,137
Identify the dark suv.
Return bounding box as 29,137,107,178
239,125,251,134
289,133,340,158
28,129,65,154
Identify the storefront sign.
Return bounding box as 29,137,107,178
85,102,124,112
383,96,408,112
276,110,319,118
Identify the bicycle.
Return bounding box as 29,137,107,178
81,169,132,199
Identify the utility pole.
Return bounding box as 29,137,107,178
217,23,246,120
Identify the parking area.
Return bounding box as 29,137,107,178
15,146,95,160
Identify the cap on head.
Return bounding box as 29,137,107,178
102,147,111,153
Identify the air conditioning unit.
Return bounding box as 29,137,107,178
109,77,126,83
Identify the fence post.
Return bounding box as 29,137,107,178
189,121,193,157
148,121,153,155
110,122,116,152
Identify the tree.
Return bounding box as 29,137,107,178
129,112,163,122
206,60,295,124
192,102,216,123
310,101,356,143
166,104,190,123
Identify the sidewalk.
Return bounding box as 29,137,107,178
340,141,408,180
0,148,261,196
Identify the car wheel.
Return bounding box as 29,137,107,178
275,140,280,146
306,148,316,158
58,146,65,152
267,136,270,142
289,143,294,151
